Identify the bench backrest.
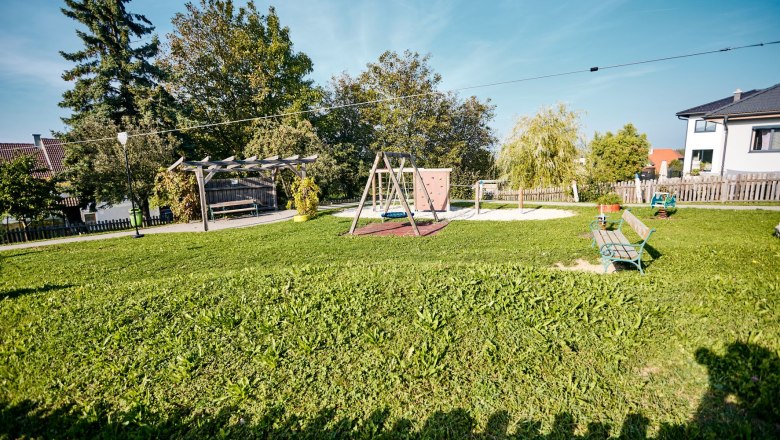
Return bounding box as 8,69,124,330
210,199,255,208
622,209,653,241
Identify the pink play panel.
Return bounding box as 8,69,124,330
351,221,449,237
415,169,450,211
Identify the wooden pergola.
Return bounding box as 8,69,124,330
168,154,317,231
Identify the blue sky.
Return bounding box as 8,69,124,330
1,0,779,150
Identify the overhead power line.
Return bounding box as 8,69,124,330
59,39,780,146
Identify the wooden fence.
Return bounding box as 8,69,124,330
206,177,275,208
480,173,780,204
1,216,172,245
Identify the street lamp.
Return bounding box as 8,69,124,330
117,131,143,238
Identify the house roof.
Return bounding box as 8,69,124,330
677,83,780,119
0,136,78,207
676,89,760,116
647,149,683,168
704,83,780,118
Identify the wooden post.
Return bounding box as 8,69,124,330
572,180,579,202
518,186,524,210
475,181,481,215
349,153,383,235
371,175,376,211
383,154,420,235
271,169,278,210
195,166,209,232
378,171,383,210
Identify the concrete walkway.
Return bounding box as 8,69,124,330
0,209,299,251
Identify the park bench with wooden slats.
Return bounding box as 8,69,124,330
208,198,260,220
589,209,655,274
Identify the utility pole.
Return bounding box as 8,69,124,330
118,132,143,238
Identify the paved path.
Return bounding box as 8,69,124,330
0,209,300,251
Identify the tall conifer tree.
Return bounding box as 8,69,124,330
59,0,166,128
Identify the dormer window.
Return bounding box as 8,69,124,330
694,120,716,132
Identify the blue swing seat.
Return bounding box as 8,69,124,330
381,211,413,219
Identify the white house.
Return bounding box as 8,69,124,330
676,84,780,176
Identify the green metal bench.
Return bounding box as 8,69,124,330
589,209,655,274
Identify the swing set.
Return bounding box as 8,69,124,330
349,151,442,236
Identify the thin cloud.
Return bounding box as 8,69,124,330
0,38,68,89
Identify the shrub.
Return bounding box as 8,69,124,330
151,169,200,223
291,177,319,217
596,192,622,206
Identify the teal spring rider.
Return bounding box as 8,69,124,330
650,192,676,218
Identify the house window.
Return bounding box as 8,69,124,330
694,120,716,133
691,149,713,171
751,127,780,151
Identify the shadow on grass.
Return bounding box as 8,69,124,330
1,341,777,439
0,283,73,300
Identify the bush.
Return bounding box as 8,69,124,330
596,192,622,206
291,177,319,217
151,169,200,223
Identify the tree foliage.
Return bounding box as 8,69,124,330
163,0,319,158
0,155,61,230
498,104,581,189
59,0,169,128
588,123,651,183
61,116,179,215
318,50,496,197
151,169,200,223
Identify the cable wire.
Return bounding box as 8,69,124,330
59,39,780,146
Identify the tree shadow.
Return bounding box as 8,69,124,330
0,283,73,300
0,341,777,439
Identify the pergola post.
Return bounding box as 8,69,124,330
271,169,278,210
195,166,209,232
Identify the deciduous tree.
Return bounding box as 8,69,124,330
163,0,318,158
0,155,61,233
588,123,651,183
318,51,496,197
61,116,179,217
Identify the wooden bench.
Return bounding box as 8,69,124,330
589,209,655,274
208,199,259,220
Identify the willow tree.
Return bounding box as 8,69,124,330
498,104,581,208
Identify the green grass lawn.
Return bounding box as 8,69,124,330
1,206,779,439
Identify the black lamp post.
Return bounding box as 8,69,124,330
118,132,143,238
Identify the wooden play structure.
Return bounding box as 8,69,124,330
349,151,444,236
168,154,317,231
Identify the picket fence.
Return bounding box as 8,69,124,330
1,216,172,245
487,173,780,204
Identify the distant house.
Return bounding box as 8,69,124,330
676,84,780,176
0,135,81,222
0,134,159,224
642,148,683,179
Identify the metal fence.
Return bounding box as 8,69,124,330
1,216,173,245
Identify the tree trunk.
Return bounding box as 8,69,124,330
141,198,151,221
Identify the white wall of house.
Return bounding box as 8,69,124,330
721,118,780,174
81,200,159,223
682,116,725,175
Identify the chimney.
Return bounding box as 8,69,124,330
733,88,742,102
32,133,54,171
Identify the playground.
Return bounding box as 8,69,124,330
1,202,779,438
